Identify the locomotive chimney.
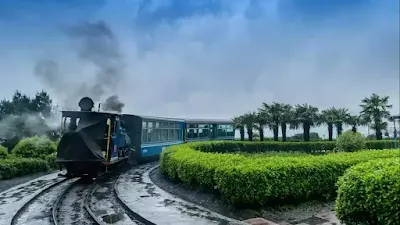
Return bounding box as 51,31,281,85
78,97,95,111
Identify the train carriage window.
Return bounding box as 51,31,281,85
148,122,153,128
142,121,147,128
142,129,148,143
168,129,173,141
173,129,179,140
155,122,160,128
162,129,168,141
147,128,153,142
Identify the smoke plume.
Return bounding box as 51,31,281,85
34,20,126,112
101,95,125,113
0,113,60,140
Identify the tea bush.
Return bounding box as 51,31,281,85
334,131,366,152
160,143,398,206
0,146,8,159
12,136,57,159
335,158,400,225
191,140,396,154
0,158,49,180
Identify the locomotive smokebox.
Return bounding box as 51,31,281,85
79,97,95,111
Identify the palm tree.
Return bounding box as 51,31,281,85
242,112,257,141
260,102,281,141
293,104,320,142
333,108,349,136
255,112,267,141
321,108,336,141
232,115,245,141
360,93,393,140
280,104,293,142
346,114,366,133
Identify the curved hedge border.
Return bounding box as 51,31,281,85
192,140,397,153
160,143,399,206
335,158,400,225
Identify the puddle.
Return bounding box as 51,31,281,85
102,212,125,223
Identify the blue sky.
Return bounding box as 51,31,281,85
0,0,399,137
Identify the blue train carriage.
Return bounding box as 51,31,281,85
184,119,235,142
137,115,186,162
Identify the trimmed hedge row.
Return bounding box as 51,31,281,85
192,140,397,153
335,158,400,225
0,158,50,180
160,143,399,206
0,136,58,180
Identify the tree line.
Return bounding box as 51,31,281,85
232,93,396,142
0,90,59,150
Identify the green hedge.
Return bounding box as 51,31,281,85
12,136,57,159
0,158,50,180
160,143,399,206
192,140,397,153
0,146,8,159
335,158,400,225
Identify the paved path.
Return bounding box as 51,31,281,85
116,163,247,225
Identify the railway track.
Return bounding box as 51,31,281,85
10,178,73,225
84,175,156,225
9,171,155,225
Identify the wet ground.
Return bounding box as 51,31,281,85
0,171,64,225
116,162,247,225
13,179,75,225
56,181,97,225
0,170,57,193
88,176,142,225
149,166,341,225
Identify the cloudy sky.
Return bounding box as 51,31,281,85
0,0,399,137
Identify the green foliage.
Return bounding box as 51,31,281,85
335,158,400,225
12,136,57,159
191,140,396,154
0,145,8,159
334,130,366,152
160,142,399,206
44,153,57,169
0,158,50,180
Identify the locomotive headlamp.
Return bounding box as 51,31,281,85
79,97,95,111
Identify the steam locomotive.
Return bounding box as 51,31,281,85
56,97,235,178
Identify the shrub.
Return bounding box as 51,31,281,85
0,158,50,180
335,158,400,225
191,140,395,154
12,136,57,159
45,153,57,169
160,143,398,206
0,146,9,159
334,131,366,152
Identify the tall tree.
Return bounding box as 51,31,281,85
242,112,257,141
321,108,336,141
333,108,349,136
293,104,320,142
232,115,245,141
255,112,267,141
346,114,366,133
360,93,392,140
279,104,293,142
260,102,282,141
